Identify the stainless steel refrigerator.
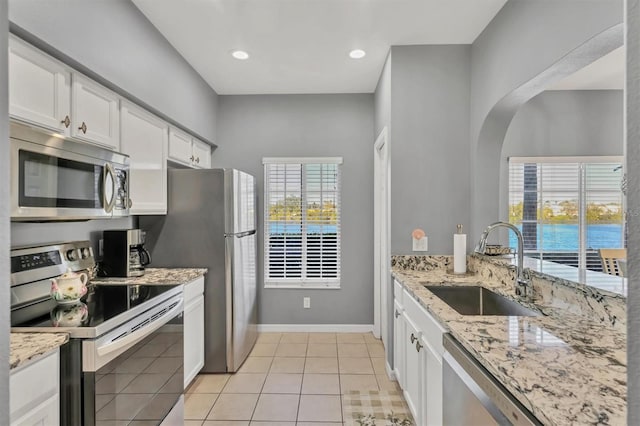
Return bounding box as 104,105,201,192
140,168,257,373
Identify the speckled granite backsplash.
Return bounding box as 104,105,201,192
392,254,626,330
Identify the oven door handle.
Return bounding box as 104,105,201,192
96,298,183,358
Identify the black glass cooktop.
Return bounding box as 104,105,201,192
14,284,178,331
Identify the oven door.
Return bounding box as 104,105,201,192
10,125,130,221
82,295,184,425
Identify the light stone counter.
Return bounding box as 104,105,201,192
10,332,68,370
93,267,207,286
392,255,625,426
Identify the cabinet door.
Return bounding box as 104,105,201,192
168,127,194,167
11,394,59,426
423,340,443,426
184,294,205,388
9,36,71,135
403,314,422,424
120,101,168,214
72,73,120,150
191,138,211,169
393,300,405,388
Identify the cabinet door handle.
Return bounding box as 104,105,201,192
416,341,423,352
410,333,416,343
195,157,200,164
78,121,87,134
190,155,195,162
61,115,71,128
394,310,400,318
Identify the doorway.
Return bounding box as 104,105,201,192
373,127,390,345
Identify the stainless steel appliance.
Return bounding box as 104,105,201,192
442,334,541,426
10,122,131,221
102,229,151,277
141,168,257,372
11,241,184,425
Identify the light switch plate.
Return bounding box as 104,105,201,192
413,236,428,251
303,297,311,309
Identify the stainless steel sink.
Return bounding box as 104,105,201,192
423,285,540,316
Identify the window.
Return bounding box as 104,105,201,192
508,156,624,271
263,157,342,288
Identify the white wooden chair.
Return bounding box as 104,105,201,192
599,248,627,276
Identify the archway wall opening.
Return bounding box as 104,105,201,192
469,0,623,242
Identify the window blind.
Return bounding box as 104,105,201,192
263,158,342,287
508,157,624,271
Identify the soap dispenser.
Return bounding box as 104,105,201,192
453,224,467,274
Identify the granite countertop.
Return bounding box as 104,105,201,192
392,266,626,426
10,332,69,370
92,267,207,286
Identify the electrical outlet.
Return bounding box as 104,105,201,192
303,297,311,309
413,236,428,251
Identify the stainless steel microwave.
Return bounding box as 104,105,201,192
10,122,131,221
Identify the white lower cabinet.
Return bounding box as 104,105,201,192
393,281,446,426
393,299,405,388
10,349,60,426
184,276,205,388
403,313,422,421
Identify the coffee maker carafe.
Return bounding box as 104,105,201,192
102,229,151,277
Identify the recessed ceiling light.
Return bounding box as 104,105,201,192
231,50,249,60
349,49,366,59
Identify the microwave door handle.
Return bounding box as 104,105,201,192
103,163,116,214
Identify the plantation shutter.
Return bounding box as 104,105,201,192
508,157,624,271
263,157,342,288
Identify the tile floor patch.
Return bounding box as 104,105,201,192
188,332,411,424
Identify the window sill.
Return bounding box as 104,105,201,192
264,283,341,290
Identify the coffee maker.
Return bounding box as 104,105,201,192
101,229,151,277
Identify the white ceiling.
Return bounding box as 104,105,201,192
547,46,625,91
132,0,508,95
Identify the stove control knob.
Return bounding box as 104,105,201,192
81,248,91,259
66,249,78,261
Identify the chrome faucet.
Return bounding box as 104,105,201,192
475,221,531,298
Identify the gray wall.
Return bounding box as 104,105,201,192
469,0,623,241
9,0,218,143
389,45,471,255
627,0,640,421
0,0,10,421
499,90,624,219
213,94,374,325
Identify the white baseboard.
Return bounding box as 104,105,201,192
386,361,397,381
257,324,374,333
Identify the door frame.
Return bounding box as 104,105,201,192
373,127,390,343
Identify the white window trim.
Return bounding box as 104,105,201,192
508,156,625,270
263,157,342,289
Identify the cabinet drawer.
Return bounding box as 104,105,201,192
403,289,446,358
10,349,59,422
394,280,404,305
184,276,205,303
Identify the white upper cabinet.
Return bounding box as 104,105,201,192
169,127,212,169
168,127,193,166
8,35,72,135
72,73,120,150
192,138,211,168
120,101,168,215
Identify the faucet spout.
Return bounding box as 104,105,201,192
474,222,531,298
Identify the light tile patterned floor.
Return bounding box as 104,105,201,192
184,332,410,425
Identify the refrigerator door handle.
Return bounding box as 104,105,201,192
226,230,256,238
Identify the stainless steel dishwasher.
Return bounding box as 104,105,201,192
442,334,542,426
